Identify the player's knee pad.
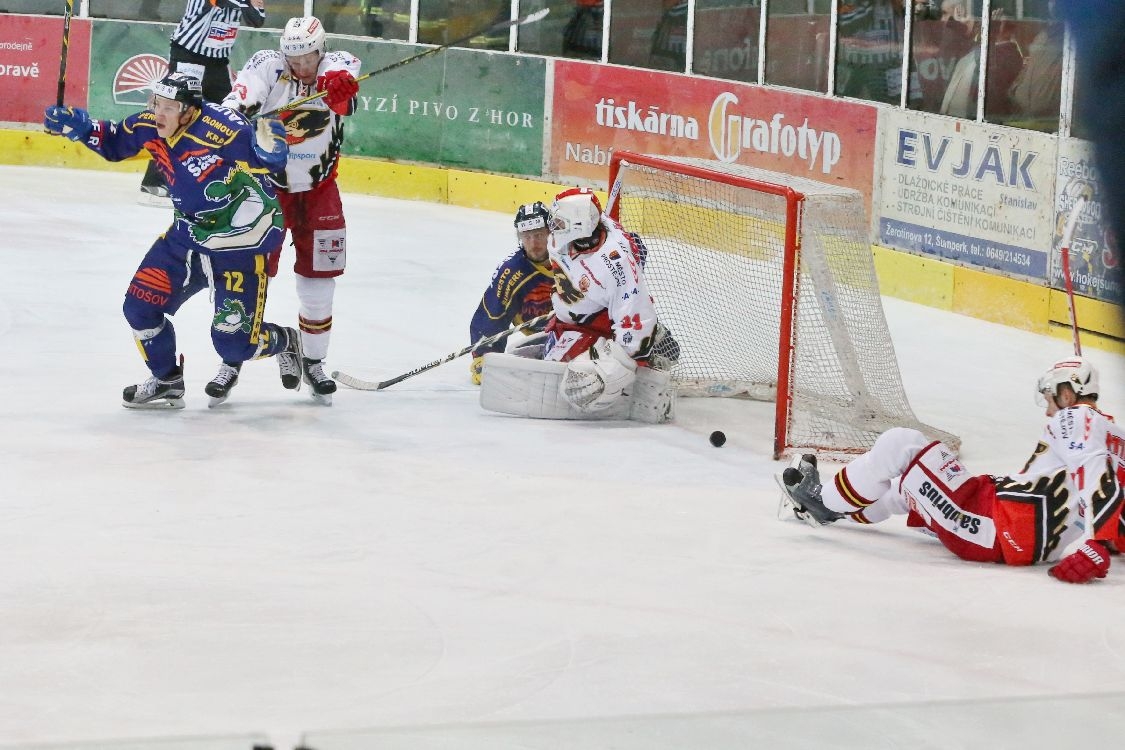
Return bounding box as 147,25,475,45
122,293,165,330
628,366,676,424
295,275,336,317
211,331,261,364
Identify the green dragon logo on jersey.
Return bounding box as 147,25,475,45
190,165,284,251
213,298,253,334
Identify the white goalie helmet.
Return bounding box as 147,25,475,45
549,188,603,248
1036,356,1100,402
281,16,326,57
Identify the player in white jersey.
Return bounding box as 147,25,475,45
778,356,1125,583
479,187,675,422
222,16,360,404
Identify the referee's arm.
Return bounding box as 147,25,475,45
240,0,265,29
208,0,265,28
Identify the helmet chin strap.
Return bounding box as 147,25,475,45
571,224,604,252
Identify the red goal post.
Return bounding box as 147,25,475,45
606,151,958,459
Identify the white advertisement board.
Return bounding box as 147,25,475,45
875,109,1057,280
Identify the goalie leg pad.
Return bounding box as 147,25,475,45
629,366,676,423
480,353,628,420
561,338,637,411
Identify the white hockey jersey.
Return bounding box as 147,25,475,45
548,216,658,360
222,49,361,193
1003,403,1125,559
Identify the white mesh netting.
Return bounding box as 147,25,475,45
611,154,958,456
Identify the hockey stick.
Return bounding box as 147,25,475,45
56,0,74,106
333,313,552,391
259,8,550,117
1059,192,1089,356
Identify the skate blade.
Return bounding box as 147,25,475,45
122,397,185,410
137,192,172,209
207,395,229,408
310,391,333,406
774,471,823,528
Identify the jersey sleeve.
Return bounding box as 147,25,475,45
1046,408,1125,545
224,50,281,114
602,228,659,360
83,111,157,162
470,250,527,355
240,1,265,28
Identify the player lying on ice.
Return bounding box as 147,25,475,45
478,188,677,423
777,356,1125,583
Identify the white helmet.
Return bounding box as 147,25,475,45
1037,356,1100,402
549,188,602,248
281,16,326,57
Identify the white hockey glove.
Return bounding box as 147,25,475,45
560,338,637,412
253,117,289,167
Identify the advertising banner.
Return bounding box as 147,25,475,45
875,108,1057,280
1051,140,1122,304
88,20,174,121
88,22,546,176
549,60,878,202
328,43,545,176
0,14,91,123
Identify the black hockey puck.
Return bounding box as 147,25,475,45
709,430,726,447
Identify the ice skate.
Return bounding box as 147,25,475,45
137,183,172,209
122,365,185,410
277,326,303,391
302,357,336,405
205,362,241,407
775,453,843,527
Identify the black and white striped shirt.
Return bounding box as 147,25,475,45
170,0,266,60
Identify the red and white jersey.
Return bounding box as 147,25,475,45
547,216,658,360
1010,404,1125,554
222,49,361,193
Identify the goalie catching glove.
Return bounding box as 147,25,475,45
561,338,637,412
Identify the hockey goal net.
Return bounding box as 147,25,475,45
606,151,958,459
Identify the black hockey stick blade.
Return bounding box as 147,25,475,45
260,9,550,117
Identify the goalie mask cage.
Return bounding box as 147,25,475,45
606,151,958,459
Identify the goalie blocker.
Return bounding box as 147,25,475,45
479,352,675,423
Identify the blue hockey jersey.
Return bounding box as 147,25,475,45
469,247,554,355
83,102,285,254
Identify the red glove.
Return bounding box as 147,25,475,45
1049,540,1110,583
317,69,359,115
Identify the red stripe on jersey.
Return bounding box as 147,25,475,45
835,467,877,510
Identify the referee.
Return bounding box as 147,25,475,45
140,0,267,203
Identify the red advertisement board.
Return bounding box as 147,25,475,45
0,14,92,123
551,60,877,203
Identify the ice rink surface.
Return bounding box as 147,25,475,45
1,165,1124,749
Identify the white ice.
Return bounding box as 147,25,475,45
1,165,1123,749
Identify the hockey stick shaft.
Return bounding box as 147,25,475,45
1060,194,1087,356
259,8,549,117
56,0,74,106
333,313,552,391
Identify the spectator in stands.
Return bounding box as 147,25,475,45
1006,2,1063,131
562,0,603,60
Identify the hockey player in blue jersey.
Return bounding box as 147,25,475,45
468,201,555,384
44,72,303,409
